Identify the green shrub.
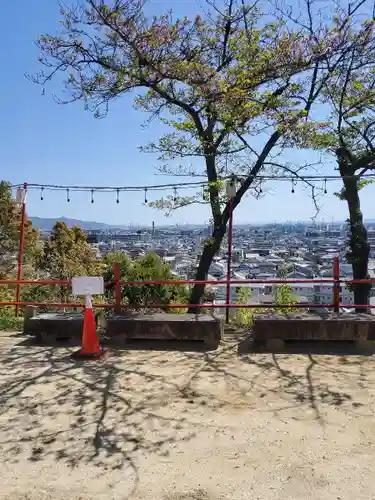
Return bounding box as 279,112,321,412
0,315,23,331
103,251,190,311
232,287,254,327
272,284,298,312
232,284,299,327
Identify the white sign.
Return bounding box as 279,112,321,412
72,276,104,296
15,188,27,205
226,178,237,199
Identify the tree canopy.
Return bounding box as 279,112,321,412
40,221,104,279
103,250,189,309
285,9,375,309
33,0,375,305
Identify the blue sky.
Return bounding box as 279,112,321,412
0,0,374,226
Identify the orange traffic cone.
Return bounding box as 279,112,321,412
72,296,104,359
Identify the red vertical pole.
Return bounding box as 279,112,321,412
15,183,27,316
225,198,234,324
333,256,340,314
114,262,121,313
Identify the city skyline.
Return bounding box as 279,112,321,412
28,214,375,231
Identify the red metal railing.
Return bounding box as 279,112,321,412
1,258,375,313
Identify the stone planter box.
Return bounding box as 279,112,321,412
105,312,222,349
24,306,99,343
253,312,375,350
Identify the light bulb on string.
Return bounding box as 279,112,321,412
173,187,178,202
144,188,148,203
324,178,327,194
259,180,263,193
116,189,120,204
66,189,70,203
91,189,94,204
40,187,44,201
291,180,295,193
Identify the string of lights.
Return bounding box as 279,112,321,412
9,172,375,205
11,171,375,193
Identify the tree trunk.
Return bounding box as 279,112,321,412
188,223,227,312
188,131,281,311
338,157,371,313
188,144,225,312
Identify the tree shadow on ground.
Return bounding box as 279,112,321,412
0,337,237,498
234,332,375,424
1,333,375,498
20,335,214,353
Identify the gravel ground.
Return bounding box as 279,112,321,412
1,331,375,500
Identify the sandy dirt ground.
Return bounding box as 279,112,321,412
1,331,375,500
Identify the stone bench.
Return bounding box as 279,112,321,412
253,312,375,350
24,306,99,343
105,312,223,349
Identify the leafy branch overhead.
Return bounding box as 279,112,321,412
288,2,375,311
33,0,364,206
33,0,375,307
334,179,375,200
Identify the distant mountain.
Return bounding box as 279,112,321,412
29,216,118,231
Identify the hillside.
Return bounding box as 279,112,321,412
29,216,117,231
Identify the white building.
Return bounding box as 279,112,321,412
209,261,226,277
313,283,354,305
289,282,315,302
212,279,356,307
